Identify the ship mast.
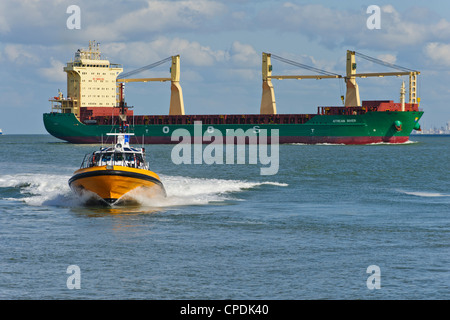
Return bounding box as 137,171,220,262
117,87,128,133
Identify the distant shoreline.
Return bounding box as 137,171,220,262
411,133,450,137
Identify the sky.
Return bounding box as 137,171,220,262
1,0,450,134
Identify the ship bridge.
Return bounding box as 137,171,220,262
50,40,123,118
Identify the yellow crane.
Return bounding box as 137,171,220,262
260,52,342,114
116,55,184,115
260,51,420,114
344,50,420,107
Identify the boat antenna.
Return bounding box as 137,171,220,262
119,98,125,133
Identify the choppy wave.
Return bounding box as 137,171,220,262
0,173,288,208
0,173,73,206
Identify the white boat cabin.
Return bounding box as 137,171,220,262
81,134,149,170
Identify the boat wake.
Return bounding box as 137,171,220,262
131,175,288,208
0,173,288,209
396,189,450,198
288,140,418,146
288,143,346,146
366,140,419,146
0,173,73,206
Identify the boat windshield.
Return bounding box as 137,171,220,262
81,151,147,169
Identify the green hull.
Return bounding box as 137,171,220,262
43,110,423,144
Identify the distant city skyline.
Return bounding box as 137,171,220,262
415,120,450,134
1,0,450,134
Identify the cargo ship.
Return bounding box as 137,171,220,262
43,41,423,144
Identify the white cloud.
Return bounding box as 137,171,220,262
98,38,260,84
381,4,396,14
101,38,263,75
0,0,227,44
164,38,229,66
224,68,258,81
258,3,450,52
424,42,450,67
82,0,227,42
3,1,450,58
258,3,360,47
0,0,64,38
0,10,10,34
230,41,258,67
430,19,450,40
102,38,229,69
376,54,397,64
3,44,40,64
39,58,66,82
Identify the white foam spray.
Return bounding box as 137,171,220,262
0,173,288,208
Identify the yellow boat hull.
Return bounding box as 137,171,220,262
69,165,165,204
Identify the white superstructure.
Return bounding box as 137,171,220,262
50,41,123,118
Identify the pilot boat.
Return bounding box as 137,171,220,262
69,132,166,205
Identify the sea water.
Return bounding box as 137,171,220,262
0,134,448,299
